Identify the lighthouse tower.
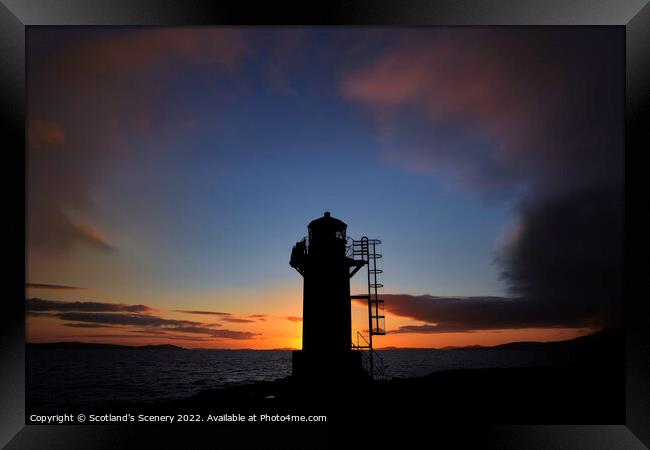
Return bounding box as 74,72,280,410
290,212,384,380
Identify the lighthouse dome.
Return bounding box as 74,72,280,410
308,211,347,230
308,211,347,242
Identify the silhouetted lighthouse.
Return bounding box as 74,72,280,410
290,212,385,380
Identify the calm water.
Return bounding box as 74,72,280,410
27,347,572,408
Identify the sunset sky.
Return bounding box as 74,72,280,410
26,27,624,349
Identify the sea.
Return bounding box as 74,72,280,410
26,346,575,409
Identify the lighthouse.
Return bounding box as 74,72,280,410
290,212,385,380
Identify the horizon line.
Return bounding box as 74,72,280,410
26,330,601,351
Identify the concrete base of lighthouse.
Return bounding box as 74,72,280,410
292,349,367,382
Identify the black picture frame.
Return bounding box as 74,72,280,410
1,1,647,448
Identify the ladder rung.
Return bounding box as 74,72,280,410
370,283,384,288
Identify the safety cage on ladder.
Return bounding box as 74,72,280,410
349,236,386,379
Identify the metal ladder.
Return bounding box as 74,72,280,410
351,236,386,379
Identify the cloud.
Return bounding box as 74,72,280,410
63,323,115,329
72,333,208,342
27,28,247,257
173,310,232,316
56,312,198,328
26,283,86,291
341,29,623,195
343,28,624,330
27,296,261,340
26,311,56,318
248,314,267,321
33,306,259,340
222,317,256,323
28,204,118,257
354,293,599,334
26,298,153,313
175,311,267,324
55,28,246,76
77,325,257,340
167,326,225,335
67,222,117,252
130,329,168,335
285,316,302,323
496,186,624,328
209,329,259,340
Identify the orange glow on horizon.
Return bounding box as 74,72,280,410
26,286,594,350
27,310,593,350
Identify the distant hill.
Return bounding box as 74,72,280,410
438,344,485,350
488,327,622,351
377,327,622,351
26,342,185,351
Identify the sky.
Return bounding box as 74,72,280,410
26,27,624,349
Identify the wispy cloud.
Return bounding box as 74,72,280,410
130,329,168,335
26,283,87,291
63,323,115,329
210,329,259,340
173,310,232,316
68,222,117,252
248,314,267,322
56,312,257,340
27,311,56,318
27,298,152,313
222,317,256,324
71,333,208,342
167,326,226,335
56,312,199,328
175,310,268,324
